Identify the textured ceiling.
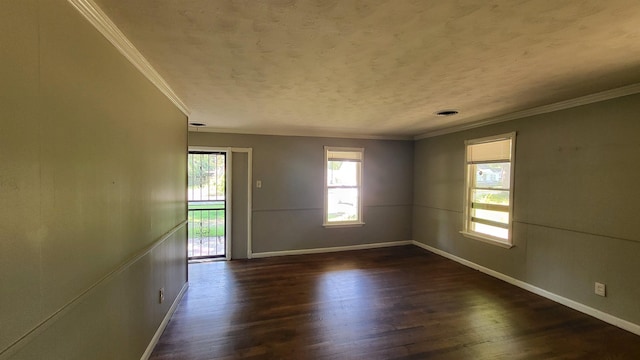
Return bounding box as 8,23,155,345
93,0,640,138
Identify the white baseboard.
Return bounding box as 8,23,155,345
251,240,413,259
140,282,189,360
411,240,640,336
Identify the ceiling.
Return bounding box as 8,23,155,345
93,0,640,139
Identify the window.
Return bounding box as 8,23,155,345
462,133,516,247
324,146,364,226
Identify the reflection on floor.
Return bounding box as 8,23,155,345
150,246,640,359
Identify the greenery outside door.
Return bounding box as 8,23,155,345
188,151,226,259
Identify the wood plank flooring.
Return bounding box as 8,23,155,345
150,246,640,359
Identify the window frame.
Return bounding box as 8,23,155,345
461,132,516,248
323,146,365,227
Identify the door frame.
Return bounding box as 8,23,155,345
189,146,253,260
188,147,231,260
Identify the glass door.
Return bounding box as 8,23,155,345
187,151,226,260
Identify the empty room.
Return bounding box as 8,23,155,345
2,1,640,359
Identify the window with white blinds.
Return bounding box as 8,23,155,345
324,146,364,226
462,133,516,247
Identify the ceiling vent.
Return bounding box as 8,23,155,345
435,110,459,117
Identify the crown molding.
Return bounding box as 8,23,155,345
67,0,190,116
189,126,414,141
415,82,640,140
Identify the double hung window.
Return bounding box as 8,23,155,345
324,147,364,226
462,133,516,247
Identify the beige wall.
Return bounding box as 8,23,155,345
189,132,414,254
413,93,640,325
1,1,187,359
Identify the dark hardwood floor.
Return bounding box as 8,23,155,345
150,246,640,359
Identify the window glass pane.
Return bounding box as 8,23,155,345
471,222,508,239
327,161,358,186
472,189,509,206
327,188,359,222
471,208,509,224
188,153,226,200
473,163,511,189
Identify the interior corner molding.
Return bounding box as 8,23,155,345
66,0,190,116
189,126,414,141
415,82,640,140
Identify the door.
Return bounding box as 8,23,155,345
187,151,227,260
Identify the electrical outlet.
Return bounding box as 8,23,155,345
595,282,606,297
159,287,165,304
256,180,262,188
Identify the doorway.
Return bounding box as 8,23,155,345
187,151,227,260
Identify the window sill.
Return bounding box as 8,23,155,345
323,222,365,228
460,231,513,249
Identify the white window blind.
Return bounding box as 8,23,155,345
327,150,363,162
467,139,512,163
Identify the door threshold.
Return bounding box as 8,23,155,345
188,257,226,264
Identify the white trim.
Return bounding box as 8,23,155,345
189,126,412,141
464,131,516,147
67,0,189,116
460,231,514,248
411,241,640,336
415,83,640,140
251,240,412,258
140,282,188,360
225,149,232,260
247,149,253,259
322,222,365,228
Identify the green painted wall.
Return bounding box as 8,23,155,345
189,132,414,254
0,1,187,359
413,93,640,325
